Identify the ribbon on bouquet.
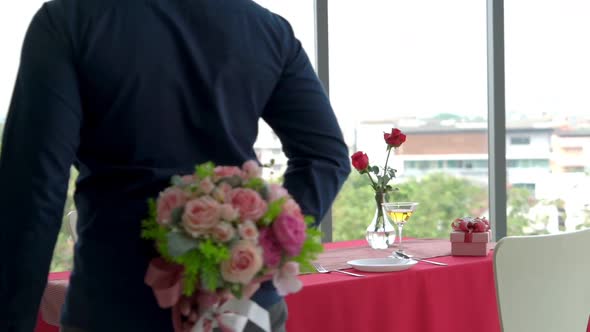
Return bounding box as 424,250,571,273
451,217,490,243
145,258,270,332
191,298,270,332
145,257,184,308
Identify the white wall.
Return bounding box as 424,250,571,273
506,131,552,159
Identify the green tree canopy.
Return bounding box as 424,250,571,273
332,172,488,241
332,172,537,241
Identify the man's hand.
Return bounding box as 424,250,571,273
173,282,262,332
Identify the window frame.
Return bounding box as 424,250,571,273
314,0,508,241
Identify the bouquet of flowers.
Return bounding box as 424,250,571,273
141,160,323,332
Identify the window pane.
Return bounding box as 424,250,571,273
252,1,316,179
252,0,316,69
510,137,531,145
0,1,47,121
505,0,590,234
330,1,490,241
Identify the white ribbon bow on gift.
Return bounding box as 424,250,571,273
191,299,270,332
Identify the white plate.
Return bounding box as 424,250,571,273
346,257,418,272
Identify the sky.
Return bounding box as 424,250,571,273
2,0,590,128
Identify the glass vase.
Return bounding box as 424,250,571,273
365,192,396,249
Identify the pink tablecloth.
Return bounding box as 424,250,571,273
37,241,590,332
285,239,502,332
35,272,70,332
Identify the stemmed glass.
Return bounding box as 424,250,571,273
382,202,419,254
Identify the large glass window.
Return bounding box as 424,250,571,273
4,1,587,266
252,1,315,178
0,1,47,121
505,0,590,234
252,0,316,68
329,1,490,241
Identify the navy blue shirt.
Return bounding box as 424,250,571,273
0,0,350,331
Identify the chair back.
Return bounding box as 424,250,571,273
66,210,78,242
493,228,590,332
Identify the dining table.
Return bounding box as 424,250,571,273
285,239,501,332
35,238,590,332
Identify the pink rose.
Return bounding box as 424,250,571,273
268,184,289,202
181,175,196,185
220,240,263,284
217,182,233,194
259,228,282,268
228,188,268,222
239,220,259,242
212,189,225,203
242,160,262,179
212,182,233,203
157,188,188,225
182,197,221,236
220,204,239,221
282,199,305,222
272,213,306,256
214,166,243,179
212,222,236,242
199,178,215,194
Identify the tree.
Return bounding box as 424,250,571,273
332,172,544,241
49,168,78,272
392,173,488,239
575,205,590,231
433,113,462,121
331,173,375,241
506,187,538,236
332,172,488,241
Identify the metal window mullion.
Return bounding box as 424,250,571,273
314,0,332,242
487,0,507,241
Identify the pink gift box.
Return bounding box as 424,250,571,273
450,230,491,256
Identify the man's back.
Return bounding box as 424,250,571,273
0,0,350,331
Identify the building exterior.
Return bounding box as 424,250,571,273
356,120,554,195
254,117,589,232
551,129,590,174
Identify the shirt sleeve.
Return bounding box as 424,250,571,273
262,16,351,226
0,4,81,331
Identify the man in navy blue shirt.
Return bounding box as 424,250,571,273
0,0,350,331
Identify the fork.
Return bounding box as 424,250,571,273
394,251,448,266
312,262,365,277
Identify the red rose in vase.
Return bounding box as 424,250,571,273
351,151,369,171
384,128,407,148
350,128,407,249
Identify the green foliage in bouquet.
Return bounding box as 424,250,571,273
142,202,230,295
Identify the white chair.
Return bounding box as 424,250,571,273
493,228,590,332
66,210,78,242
